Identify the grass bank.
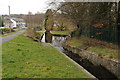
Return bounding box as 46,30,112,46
65,36,119,61
2,34,90,78
36,31,44,35
51,31,69,35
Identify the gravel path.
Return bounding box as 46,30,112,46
1,30,25,44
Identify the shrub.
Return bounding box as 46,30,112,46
2,28,10,32
98,54,102,57
109,56,113,59
0,28,10,34
25,28,41,41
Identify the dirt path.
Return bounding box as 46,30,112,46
1,30,25,44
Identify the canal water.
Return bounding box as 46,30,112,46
41,31,66,52
41,31,118,80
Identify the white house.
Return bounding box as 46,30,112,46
11,18,26,29
3,16,26,29
10,19,16,28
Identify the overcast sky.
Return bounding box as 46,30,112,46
0,0,116,15
0,0,50,15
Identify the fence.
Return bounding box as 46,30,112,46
71,26,119,45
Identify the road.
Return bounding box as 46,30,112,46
1,30,25,44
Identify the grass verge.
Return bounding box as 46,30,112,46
2,29,25,37
2,34,90,78
51,31,69,35
66,37,119,60
36,31,44,35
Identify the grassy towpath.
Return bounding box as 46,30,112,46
50,31,69,35
2,34,90,78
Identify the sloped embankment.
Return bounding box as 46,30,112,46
63,44,119,79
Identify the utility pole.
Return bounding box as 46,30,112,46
8,5,11,32
8,5,10,16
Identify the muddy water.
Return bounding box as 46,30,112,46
41,32,66,51
41,32,118,80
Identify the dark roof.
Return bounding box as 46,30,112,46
12,18,24,22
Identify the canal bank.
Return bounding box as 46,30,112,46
63,44,119,79
49,43,96,79
2,34,92,78
41,32,119,80
41,32,96,79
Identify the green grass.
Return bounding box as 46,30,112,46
66,37,119,60
67,38,83,47
2,31,17,37
36,31,44,35
88,46,118,59
2,34,90,78
51,31,69,35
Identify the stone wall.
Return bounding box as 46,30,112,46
63,44,120,78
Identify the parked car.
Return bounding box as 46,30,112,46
20,27,28,29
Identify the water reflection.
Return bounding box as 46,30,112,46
45,31,52,43
52,36,66,51
41,31,66,51
41,33,45,43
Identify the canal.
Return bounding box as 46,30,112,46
41,31,118,80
